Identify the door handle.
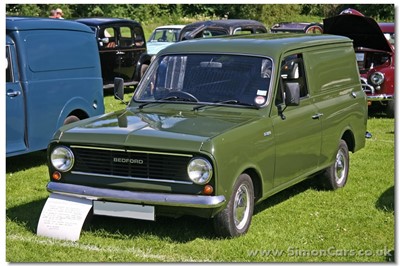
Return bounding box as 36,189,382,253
116,51,125,55
312,113,323,119
7,90,21,97
351,92,357,98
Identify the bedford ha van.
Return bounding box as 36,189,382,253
46,33,367,237
6,17,105,157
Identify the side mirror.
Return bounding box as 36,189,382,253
99,37,110,44
114,77,125,101
284,82,300,106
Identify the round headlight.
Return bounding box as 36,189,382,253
370,72,385,86
51,146,74,172
187,158,213,185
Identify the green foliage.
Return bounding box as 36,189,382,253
6,4,394,24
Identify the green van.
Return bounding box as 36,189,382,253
46,33,367,237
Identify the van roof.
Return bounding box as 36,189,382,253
6,16,93,33
75,18,141,27
160,33,353,58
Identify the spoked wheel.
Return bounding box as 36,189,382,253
213,173,254,238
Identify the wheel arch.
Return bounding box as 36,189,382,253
341,129,356,153
243,168,263,202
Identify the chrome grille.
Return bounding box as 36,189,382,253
71,146,192,182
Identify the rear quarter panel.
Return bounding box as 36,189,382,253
303,44,367,167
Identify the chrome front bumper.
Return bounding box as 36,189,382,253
47,182,226,208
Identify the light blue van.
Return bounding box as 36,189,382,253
6,17,105,157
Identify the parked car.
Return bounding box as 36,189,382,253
76,18,151,89
271,22,323,33
178,19,268,41
147,25,185,57
323,9,395,117
6,17,105,157
46,33,367,237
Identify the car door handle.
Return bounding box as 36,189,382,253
116,51,125,55
312,113,323,119
7,90,21,97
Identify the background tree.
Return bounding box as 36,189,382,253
5,4,394,25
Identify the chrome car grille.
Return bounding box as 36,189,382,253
71,146,192,182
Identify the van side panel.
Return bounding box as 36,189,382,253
303,44,367,168
6,25,104,157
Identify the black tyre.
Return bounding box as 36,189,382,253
213,174,254,238
64,115,80,125
386,100,395,118
140,63,149,79
319,140,349,190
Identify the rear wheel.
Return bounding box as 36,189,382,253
63,115,80,125
319,140,349,190
213,174,254,238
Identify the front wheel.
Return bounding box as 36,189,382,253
213,174,254,238
140,63,149,79
319,140,349,190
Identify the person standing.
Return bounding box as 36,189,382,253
49,10,57,18
55,8,64,19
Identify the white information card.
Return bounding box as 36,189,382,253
37,193,92,241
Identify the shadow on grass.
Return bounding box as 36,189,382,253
375,186,394,213
6,150,47,174
6,196,217,242
6,198,47,233
253,177,317,216
85,213,217,242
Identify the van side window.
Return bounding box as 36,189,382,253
6,46,13,83
276,54,308,105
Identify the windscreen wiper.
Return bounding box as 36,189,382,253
138,95,197,109
192,100,257,111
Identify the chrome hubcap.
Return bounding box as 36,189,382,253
233,184,250,230
335,149,346,184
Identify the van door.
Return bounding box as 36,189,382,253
272,54,322,187
6,39,26,155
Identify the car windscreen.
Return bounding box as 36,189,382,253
133,54,273,107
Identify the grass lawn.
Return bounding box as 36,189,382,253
5,93,395,262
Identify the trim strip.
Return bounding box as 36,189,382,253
47,182,226,208
70,145,193,157
72,171,193,185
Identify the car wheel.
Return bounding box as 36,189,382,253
213,173,254,238
386,100,395,118
319,139,349,190
64,115,80,125
140,63,149,79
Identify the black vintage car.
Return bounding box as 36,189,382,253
76,18,151,89
178,19,268,41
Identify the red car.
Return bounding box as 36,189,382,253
324,9,395,117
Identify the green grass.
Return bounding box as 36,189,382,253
6,95,394,262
